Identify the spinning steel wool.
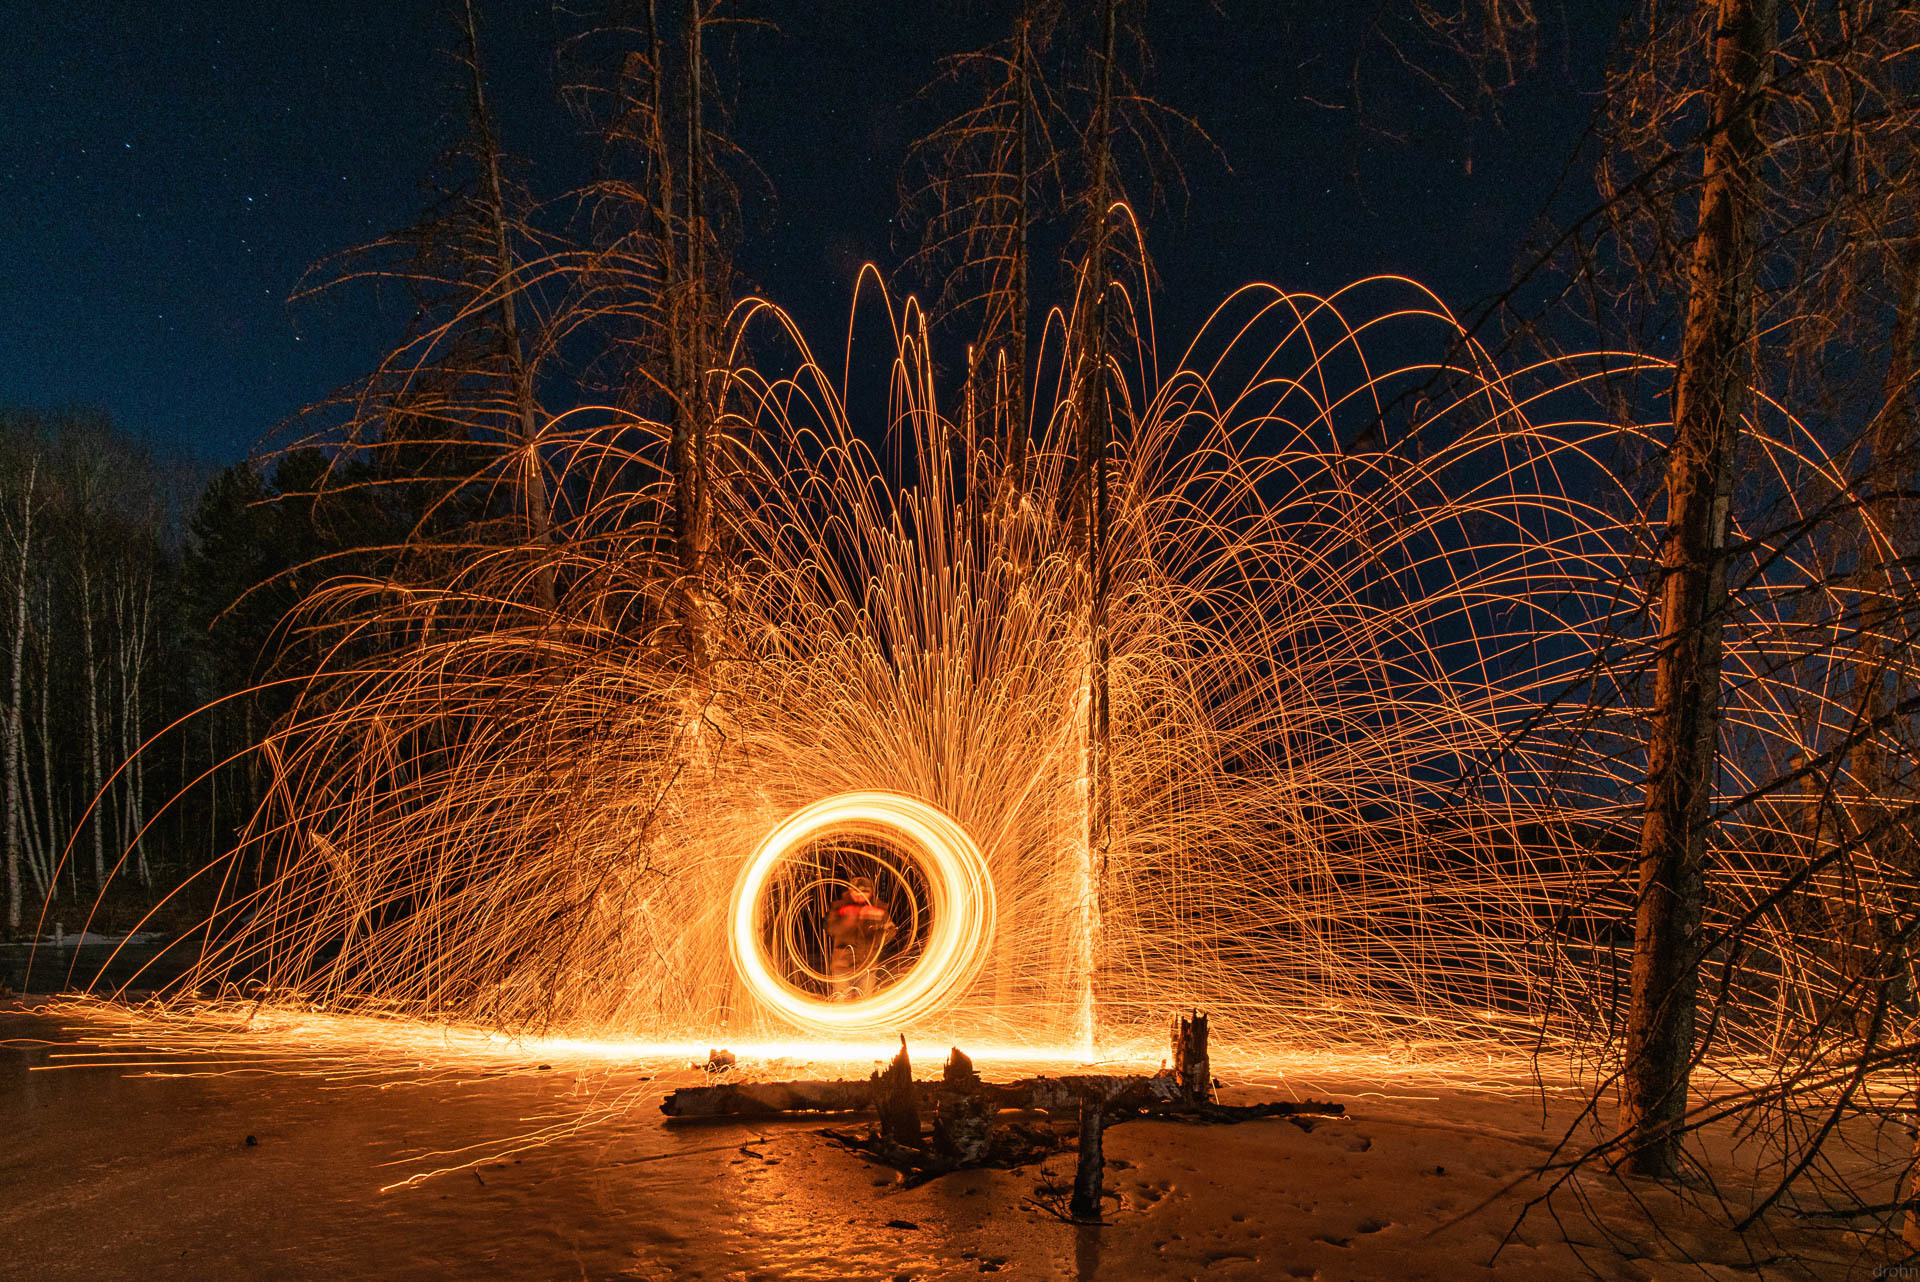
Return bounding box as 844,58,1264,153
728,790,994,1034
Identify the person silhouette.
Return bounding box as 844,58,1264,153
824,876,893,1000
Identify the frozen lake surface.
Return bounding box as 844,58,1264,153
0,1002,1889,1280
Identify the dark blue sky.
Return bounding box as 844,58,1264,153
2,1,1605,465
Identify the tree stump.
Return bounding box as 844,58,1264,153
933,1047,994,1163
874,1036,920,1146
1171,1010,1211,1106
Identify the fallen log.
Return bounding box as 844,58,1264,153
659,1068,1342,1123
659,1071,1160,1117
660,1078,877,1118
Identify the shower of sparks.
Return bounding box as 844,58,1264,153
69,275,1908,1077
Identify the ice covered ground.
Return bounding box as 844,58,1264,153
0,1001,1902,1280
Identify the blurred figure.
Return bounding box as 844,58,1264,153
826,876,893,1000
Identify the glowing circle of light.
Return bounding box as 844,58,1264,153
729,791,996,1035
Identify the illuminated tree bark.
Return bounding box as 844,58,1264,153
1072,0,1120,1056
1621,0,1776,1178
574,0,727,634
901,0,1196,1039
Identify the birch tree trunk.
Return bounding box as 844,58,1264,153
18,660,46,900
27,588,55,898
1620,0,1776,1178
4,464,32,933
79,557,106,888
117,572,152,886
111,582,130,860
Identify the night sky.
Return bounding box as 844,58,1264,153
3,2,1606,466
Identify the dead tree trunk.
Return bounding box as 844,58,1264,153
1002,0,1037,501
671,0,715,582
662,1070,1345,1120
1069,1096,1107,1221
1071,0,1121,1060
1621,0,1777,1178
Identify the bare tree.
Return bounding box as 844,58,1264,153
288,0,579,618
460,0,557,609
1621,0,1780,1178
899,0,1206,1049
25,568,57,900
899,0,1062,503
65,457,110,890
559,0,758,673
1411,0,1920,1184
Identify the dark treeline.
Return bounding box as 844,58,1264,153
0,410,430,937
